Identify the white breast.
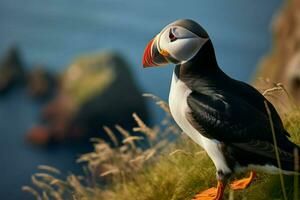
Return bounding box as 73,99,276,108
168,72,231,174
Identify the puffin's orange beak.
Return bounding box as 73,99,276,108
142,37,169,68
142,38,156,67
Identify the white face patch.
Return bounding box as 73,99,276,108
157,26,208,63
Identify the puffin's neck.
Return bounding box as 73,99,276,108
175,40,224,80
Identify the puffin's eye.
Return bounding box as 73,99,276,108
169,29,177,42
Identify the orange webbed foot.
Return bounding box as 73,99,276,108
192,181,224,200
230,171,256,190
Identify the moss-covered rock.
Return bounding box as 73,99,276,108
27,66,57,100
27,51,148,145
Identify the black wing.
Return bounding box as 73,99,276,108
186,89,297,165
231,80,289,137
186,91,281,142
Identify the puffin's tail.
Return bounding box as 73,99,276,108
280,145,300,174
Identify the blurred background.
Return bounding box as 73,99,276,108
0,0,283,199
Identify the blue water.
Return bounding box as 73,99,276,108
0,0,282,199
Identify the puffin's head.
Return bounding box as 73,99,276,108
142,19,209,68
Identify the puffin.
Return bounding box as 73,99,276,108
142,19,300,200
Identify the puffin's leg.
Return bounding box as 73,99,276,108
230,171,256,190
192,171,229,200
192,181,225,200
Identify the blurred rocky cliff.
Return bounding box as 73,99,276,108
27,52,149,145
254,0,300,109
0,47,148,145
0,47,26,94
0,47,56,99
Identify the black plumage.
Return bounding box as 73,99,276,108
177,39,300,172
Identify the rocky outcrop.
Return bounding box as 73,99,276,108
0,46,26,94
0,46,57,99
254,0,300,109
26,52,148,145
27,67,57,100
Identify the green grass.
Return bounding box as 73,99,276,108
23,95,300,200
101,95,300,200
106,136,299,200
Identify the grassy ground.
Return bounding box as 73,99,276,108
106,114,300,200
24,94,300,200
107,138,299,200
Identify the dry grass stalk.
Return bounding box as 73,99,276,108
119,145,128,153
264,101,288,200
195,150,206,156
169,149,193,157
294,148,299,200
277,83,300,112
143,93,171,115
22,186,42,200
100,168,120,177
115,124,136,150
122,136,144,144
32,175,63,200
132,112,157,140
31,175,53,193
103,126,119,147
50,179,69,189
262,84,284,96
127,149,157,167
129,155,145,164
42,191,50,200
144,149,156,161
37,165,61,175
263,83,300,113
67,175,86,196
33,174,67,196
